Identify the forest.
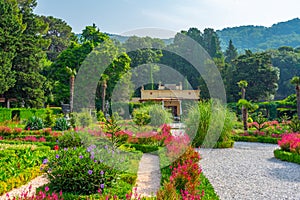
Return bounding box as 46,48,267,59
1,0,300,110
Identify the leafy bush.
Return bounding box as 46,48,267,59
58,131,82,148
132,104,172,127
24,116,44,130
132,107,151,126
97,110,106,122
148,104,172,126
289,116,300,132
274,149,300,165
43,107,55,128
53,117,70,131
73,111,94,128
43,145,120,195
185,100,236,147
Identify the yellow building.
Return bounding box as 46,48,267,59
139,82,200,118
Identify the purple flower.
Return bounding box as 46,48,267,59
55,154,59,159
87,148,91,152
94,160,97,163
100,170,104,175
73,147,77,150
40,167,43,171
79,155,83,159
100,184,105,189
90,155,94,159
88,170,93,175
43,159,48,164
64,148,68,151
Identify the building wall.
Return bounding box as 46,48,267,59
141,90,200,100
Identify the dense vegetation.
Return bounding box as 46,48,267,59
217,18,300,52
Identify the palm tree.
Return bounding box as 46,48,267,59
237,99,258,131
237,80,248,131
66,67,76,112
291,76,300,119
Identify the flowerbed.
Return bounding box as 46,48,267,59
274,133,300,165
233,120,294,144
0,145,51,195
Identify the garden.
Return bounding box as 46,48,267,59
0,102,230,200
1,94,300,199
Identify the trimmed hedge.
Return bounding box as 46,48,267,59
121,143,159,153
0,166,42,195
0,108,62,122
274,149,300,165
232,135,279,144
213,140,235,148
0,140,56,149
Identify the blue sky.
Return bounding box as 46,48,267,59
34,0,300,38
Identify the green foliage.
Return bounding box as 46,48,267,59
227,51,279,102
148,104,172,126
185,100,236,147
132,107,151,126
274,149,300,165
58,132,82,148
24,116,44,130
218,18,300,52
43,146,119,195
53,117,70,131
72,111,93,128
97,110,106,122
120,144,159,153
289,115,300,132
232,135,279,144
43,107,55,128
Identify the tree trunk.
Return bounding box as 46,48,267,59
102,81,107,113
70,75,74,112
241,88,245,99
242,107,248,131
297,85,300,119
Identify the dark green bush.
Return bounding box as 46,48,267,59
24,116,44,130
58,132,82,148
43,107,55,128
53,117,70,131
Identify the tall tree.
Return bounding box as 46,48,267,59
291,76,300,119
4,0,49,108
228,50,279,102
0,0,24,95
41,15,74,61
225,39,238,63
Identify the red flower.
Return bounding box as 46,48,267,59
54,145,59,150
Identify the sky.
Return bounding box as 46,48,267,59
34,0,300,38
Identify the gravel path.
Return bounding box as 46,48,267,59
197,142,300,200
135,153,161,197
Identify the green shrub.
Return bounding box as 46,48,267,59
24,116,44,130
73,111,93,128
58,131,82,148
289,115,300,132
184,100,236,148
274,149,300,165
53,117,70,131
148,104,172,126
97,110,106,122
132,107,151,126
43,107,55,128
43,146,120,195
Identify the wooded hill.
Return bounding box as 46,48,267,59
217,18,300,52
